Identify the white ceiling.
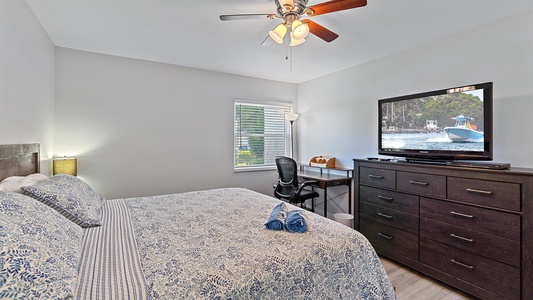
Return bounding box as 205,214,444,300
25,0,533,83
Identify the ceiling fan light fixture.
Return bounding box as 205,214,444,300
291,20,309,40
289,36,305,46
279,0,294,10
269,23,287,44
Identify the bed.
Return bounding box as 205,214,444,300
0,144,396,299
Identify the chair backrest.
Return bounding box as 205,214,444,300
274,156,298,199
275,156,298,188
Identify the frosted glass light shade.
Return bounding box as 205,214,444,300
53,157,77,176
286,113,299,122
269,23,287,44
291,20,309,40
290,36,305,46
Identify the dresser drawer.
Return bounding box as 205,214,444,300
421,238,520,299
359,167,396,189
360,202,418,234
448,177,521,211
397,171,446,198
360,218,418,260
420,197,520,241
420,217,520,267
360,186,419,215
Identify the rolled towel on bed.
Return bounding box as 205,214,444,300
264,202,288,230
285,210,309,233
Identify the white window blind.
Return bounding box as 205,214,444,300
234,100,292,171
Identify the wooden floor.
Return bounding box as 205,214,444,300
380,256,478,300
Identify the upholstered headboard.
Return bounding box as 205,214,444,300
0,143,40,181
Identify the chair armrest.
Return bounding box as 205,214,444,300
289,180,319,201
299,180,319,189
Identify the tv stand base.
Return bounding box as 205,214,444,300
397,159,510,169
446,161,510,169
401,158,449,165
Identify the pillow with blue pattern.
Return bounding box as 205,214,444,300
21,174,103,228
0,192,82,299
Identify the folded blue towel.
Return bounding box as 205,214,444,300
285,210,309,233
264,202,288,231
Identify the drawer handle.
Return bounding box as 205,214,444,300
450,233,474,242
377,212,393,219
409,180,428,186
378,233,393,240
450,211,474,218
450,259,474,269
466,188,493,195
369,174,384,179
377,195,393,201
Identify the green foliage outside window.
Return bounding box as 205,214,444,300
235,105,265,166
234,101,291,169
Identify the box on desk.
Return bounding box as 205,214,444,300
309,155,335,168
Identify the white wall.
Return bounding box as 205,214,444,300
3,1,532,209
0,0,55,173
297,11,533,218
54,48,297,199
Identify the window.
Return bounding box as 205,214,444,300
234,100,293,171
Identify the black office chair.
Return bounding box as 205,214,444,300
274,156,319,212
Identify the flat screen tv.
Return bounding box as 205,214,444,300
378,82,493,163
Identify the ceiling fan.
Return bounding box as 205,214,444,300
220,0,367,46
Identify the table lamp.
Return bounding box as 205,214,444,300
53,156,77,176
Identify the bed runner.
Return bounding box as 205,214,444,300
77,199,148,300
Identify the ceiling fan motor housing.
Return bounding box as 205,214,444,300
276,0,309,19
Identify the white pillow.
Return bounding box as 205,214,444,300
0,173,48,193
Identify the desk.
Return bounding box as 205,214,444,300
298,165,353,219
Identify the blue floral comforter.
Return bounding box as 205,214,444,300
120,188,396,299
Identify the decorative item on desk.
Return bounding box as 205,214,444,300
309,155,335,168
53,156,77,176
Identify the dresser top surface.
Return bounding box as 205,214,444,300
354,158,533,177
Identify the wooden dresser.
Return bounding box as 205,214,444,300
353,159,533,300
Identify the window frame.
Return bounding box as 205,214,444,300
233,99,294,172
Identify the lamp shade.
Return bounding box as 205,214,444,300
286,113,299,122
290,36,305,46
53,157,77,176
269,23,287,44
291,20,309,40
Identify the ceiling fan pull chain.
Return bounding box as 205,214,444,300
285,33,289,61
290,44,293,71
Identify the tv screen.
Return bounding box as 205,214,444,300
378,82,493,162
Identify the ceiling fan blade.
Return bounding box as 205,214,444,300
220,14,278,21
306,0,367,17
261,35,274,46
302,20,339,42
